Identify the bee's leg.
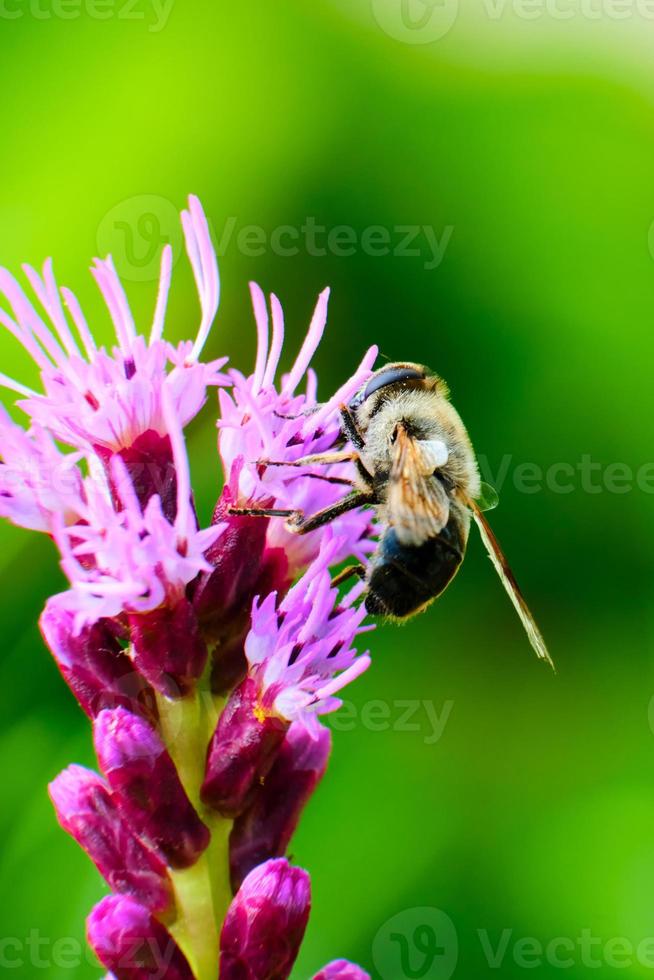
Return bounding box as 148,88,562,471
227,506,298,519
298,473,354,487
287,491,376,535
259,450,357,468
273,406,320,421
331,563,367,587
354,458,375,490
338,404,365,451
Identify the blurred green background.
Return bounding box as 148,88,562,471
2,2,654,977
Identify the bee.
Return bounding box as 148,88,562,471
231,362,554,670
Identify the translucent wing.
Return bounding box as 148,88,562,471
465,495,555,671
475,481,499,513
387,427,450,547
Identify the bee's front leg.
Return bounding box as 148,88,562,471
338,403,365,451
259,450,357,469
227,506,300,519
286,490,376,535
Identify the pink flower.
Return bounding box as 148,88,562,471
201,536,372,815
218,282,378,573
52,389,223,631
245,533,373,731
0,406,83,532
0,196,227,455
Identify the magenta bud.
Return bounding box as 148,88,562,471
94,707,210,869
230,720,331,891
219,858,311,980
192,468,290,695
128,596,207,699
41,599,151,719
201,676,289,818
312,962,371,980
99,429,177,521
49,765,171,913
87,894,194,980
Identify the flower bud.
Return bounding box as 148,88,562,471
128,596,207,699
101,429,177,520
201,676,288,818
87,894,194,980
219,858,310,980
49,766,171,913
312,961,371,979
191,458,291,694
230,720,331,891
41,599,150,719
94,707,210,869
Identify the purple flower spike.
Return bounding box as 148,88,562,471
0,194,383,978
41,597,152,719
201,676,289,818
128,596,208,699
313,961,371,980
49,766,171,913
230,720,331,891
94,707,210,869
87,894,194,980
219,858,310,980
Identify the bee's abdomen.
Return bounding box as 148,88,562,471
365,512,467,619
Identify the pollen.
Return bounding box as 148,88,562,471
253,703,268,724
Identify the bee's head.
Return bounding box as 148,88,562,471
350,362,446,429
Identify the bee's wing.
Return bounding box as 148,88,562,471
465,495,555,672
387,427,450,547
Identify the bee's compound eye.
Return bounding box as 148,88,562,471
360,367,425,402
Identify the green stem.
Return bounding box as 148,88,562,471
156,682,232,980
